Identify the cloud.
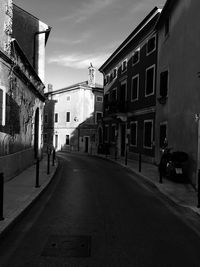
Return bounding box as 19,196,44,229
50,32,91,45
60,0,118,23
48,51,110,69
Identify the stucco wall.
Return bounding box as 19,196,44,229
155,0,200,185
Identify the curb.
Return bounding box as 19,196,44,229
0,160,59,241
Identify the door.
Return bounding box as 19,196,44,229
85,137,89,153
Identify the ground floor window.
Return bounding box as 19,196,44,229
66,134,70,145
130,121,137,147
144,120,153,149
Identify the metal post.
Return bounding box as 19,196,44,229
47,153,50,174
35,158,40,188
198,170,200,208
52,149,55,166
125,145,128,165
0,173,4,220
139,153,141,172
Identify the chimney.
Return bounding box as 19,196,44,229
88,63,95,87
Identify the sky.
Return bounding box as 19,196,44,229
14,0,166,90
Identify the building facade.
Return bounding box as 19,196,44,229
0,0,50,181
44,65,103,154
155,0,200,186
99,7,161,163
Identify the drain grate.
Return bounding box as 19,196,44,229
42,235,91,258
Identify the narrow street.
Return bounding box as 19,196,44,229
1,152,200,267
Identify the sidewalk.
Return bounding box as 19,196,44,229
0,154,58,239
95,153,200,216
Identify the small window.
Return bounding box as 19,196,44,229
111,124,116,142
165,17,169,36
55,113,58,123
55,134,58,148
131,75,139,101
144,120,153,149
132,49,140,65
121,59,127,73
96,112,103,123
66,95,71,101
105,74,110,85
96,96,103,102
44,114,48,124
104,125,109,143
113,68,117,79
130,122,137,147
146,36,156,55
66,134,70,145
160,71,168,97
66,112,70,122
145,65,155,96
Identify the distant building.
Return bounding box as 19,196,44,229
44,65,103,153
0,0,50,180
155,0,200,186
99,7,161,163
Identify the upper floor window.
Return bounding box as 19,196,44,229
55,113,58,123
145,65,155,97
113,68,117,79
132,49,140,65
66,95,71,101
131,74,139,101
160,70,168,98
96,96,103,102
146,35,156,55
44,114,48,123
105,74,110,85
111,88,117,101
66,112,70,122
121,59,127,73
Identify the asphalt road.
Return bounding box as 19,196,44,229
1,152,200,267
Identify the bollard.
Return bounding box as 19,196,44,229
0,173,4,220
47,153,50,174
35,158,40,188
52,149,55,166
198,170,200,208
139,153,141,172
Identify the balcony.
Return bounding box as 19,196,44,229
104,100,128,116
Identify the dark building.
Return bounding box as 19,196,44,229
99,7,161,163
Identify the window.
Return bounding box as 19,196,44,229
113,68,117,79
121,59,127,73
55,134,58,148
55,113,58,123
44,133,47,143
160,123,167,148
130,122,137,147
66,134,70,145
146,35,156,55
145,65,155,96
96,112,103,123
144,120,153,149
132,49,140,65
165,17,169,36
96,96,103,102
66,95,71,101
160,71,168,97
111,88,117,101
111,124,116,142
66,112,70,122
105,74,110,85
104,125,109,142
44,114,48,123
131,75,139,101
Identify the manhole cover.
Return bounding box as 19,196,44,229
42,235,91,258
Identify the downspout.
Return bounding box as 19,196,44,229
33,27,51,70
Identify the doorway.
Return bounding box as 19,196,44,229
85,137,89,153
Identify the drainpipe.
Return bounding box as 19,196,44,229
33,27,51,70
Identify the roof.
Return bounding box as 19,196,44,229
99,7,161,72
46,81,103,96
